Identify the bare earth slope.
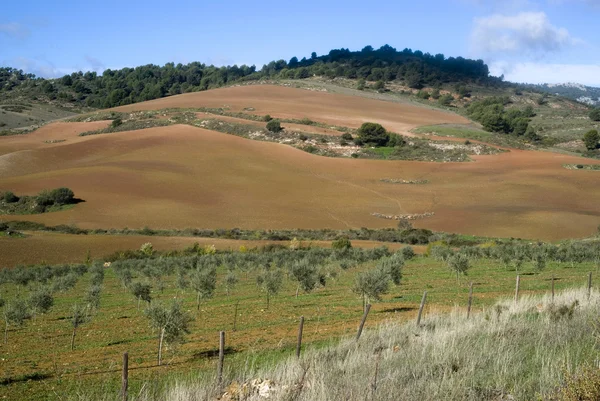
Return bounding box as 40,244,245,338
113,84,468,134
0,85,599,241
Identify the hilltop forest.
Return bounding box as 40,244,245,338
1,45,497,109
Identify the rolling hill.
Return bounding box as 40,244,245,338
1,85,599,242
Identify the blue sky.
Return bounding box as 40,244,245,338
1,0,599,85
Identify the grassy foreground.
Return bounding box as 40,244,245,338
108,288,600,401
0,240,597,400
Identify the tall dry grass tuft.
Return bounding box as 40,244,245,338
82,288,600,401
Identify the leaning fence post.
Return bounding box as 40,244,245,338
416,291,427,327
356,304,371,340
588,272,593,299
121,352,128,401
218,331,225,387
467,282,474,319
514,275,520,304
296,316,304,358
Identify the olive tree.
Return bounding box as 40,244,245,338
447,253,470,283
146,301,192,366
379,253,404,287
70,304,90,350
290,259,319,298
28,287,54,317
4,299,31,344
256,268,284,309
225,270,238,296
190,266,217,311
130,282,152,309
353,266,390,311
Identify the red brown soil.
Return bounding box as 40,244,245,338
0,232,414,268
1,85,599,242
117,85,467,134
195,113,344,136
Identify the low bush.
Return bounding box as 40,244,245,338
266,120,283,133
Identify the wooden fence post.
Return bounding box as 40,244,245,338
514,275,520,304
551,274,555,303
296,316,304,358
416,291,427,327
467,282,473,319
356,304,371,341
121,352,128,401
588,272,593,299
218,331,225,387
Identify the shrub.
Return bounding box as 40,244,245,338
583,129,599,150
332,237,352,250
438,94,453,106
401,246,416,260
298,133,308,141
263,114,273,122
37,187,75,206
49,187,75,205
387,133,405,147
111,118,122,128
416,90,430,99
266,119,283,133
373,80,385,91
590,108,600,122
341,133,353,141
2,191,18,203
356,122,389,147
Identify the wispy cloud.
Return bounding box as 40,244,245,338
0,22,30,40
84,55,105,73
471,12,578,57
7,57,73,78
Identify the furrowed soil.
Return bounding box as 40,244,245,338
0,85,599,242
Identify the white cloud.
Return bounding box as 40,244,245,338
471,12,577,57
490,61,600,86
6,57,73,78
0,22,30,40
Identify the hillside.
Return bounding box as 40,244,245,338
1,85,600,241
530,82,600,106
2,46,599,162
0,45,494,110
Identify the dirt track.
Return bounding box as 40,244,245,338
1,85,599,242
